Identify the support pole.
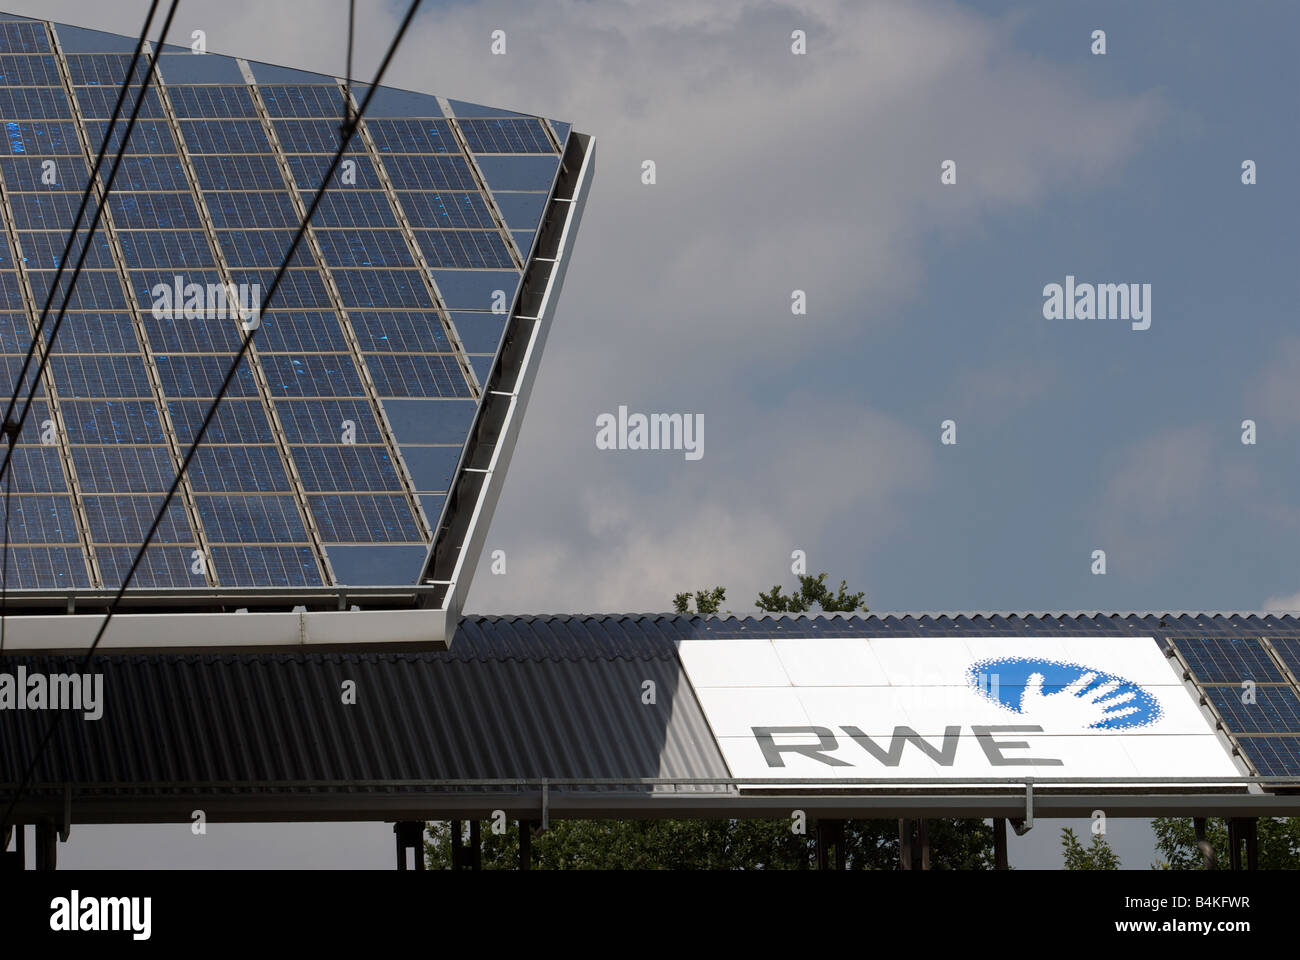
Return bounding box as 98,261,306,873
898,818,912,870
1193,817,1216,870
35,819,56,871
993,818,1008,870
918,818,930,871
450,819,462,871
470,820,481,871
519,820,532,871
1227,819,1242,871
1244,819,1258,871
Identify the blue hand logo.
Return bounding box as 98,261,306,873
966,657,1162,730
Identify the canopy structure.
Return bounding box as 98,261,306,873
4,613,1300,832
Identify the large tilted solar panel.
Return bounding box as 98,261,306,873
0,14,583,593
1168,637,1300,777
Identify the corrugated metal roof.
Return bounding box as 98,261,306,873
4,612,1298,822
0,616,729,813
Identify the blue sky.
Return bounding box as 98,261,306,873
10,0,1298,869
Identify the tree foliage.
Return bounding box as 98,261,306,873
756,572,868,613
426,817,994,870
673,586,726,614
1060,827,1121,869
1151,817,1300,869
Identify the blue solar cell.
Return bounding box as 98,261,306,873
1271,638,1300,678
261,354,364,397
167,399,274,445
6,192,87,229
309,493,421,542
168,85,256,118
195,493,307,543
0,87,71,118
153,355,260,398
104,155,191,191
216,229,316,268
397,190,495,229
365,354,468,398
72,85,163,119
381,154,475,190
19,229,116,268
187,445,291,492
117,230,213,268
210,544,322,587
142,313,244,353
64,53,149,86
177,119,270,154
274,118,369,154
97,545,206,589
2,120,82,155
260,85,348,118
368,119,456,154
307,191,395,229
61,399,165,444
27,270,126,310
206,192,300,229
1206,686,1300,733
286,153,375,191
0,54,60,85
1235,737,1300,777
458,117,554,154
2,546,90,587
350,312,449,352
257,312,347,352
0,274,28,311
0,20,51,54
1172,637,1285,683
231,268,331,308
83,494,192,544
314,229,412,267
51,355,152,397
0,311,30,351
72,445,175,493
46,314,140,353
109,192,202,229
291,444,403,491
0,495,79,543
190,154,284,190
330,268,430,308
274,398,384,443
414,229,514,269
85,119,175,155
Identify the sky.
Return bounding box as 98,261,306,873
4,0,1299,870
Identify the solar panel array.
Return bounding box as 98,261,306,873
0,15,568,589
1168,637,1300,778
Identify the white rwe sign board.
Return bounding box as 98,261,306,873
676,636,1243,781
